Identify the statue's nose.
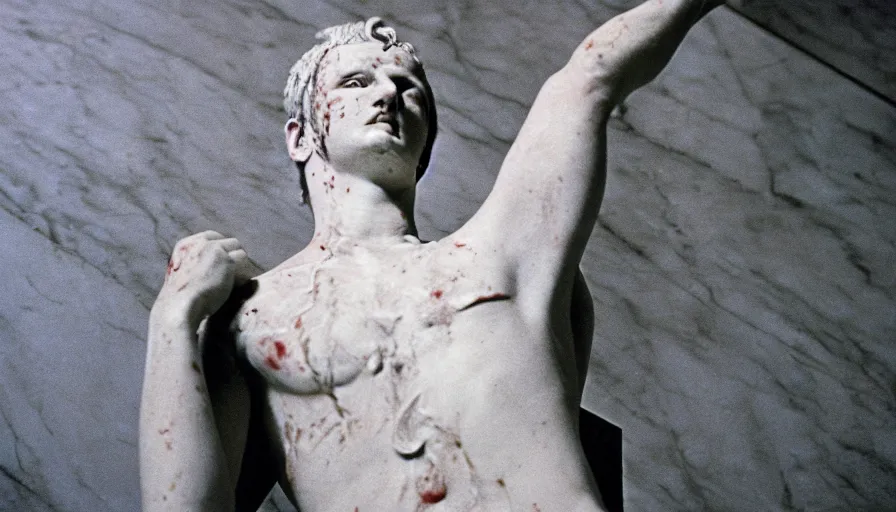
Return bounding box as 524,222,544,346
373,79,398,111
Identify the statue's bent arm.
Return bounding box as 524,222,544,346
140,310,244,511
139,231,254,511
453,0,720,304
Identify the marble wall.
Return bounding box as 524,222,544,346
1,0,893,510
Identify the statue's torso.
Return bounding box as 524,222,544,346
231,237,597,511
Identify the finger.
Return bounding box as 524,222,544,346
218,237,243,253
197,230,225,241
228,249,257,283
228,248,248,263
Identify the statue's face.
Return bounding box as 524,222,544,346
313,41,430,188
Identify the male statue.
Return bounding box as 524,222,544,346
140,1,722,510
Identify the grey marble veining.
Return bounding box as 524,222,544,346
728,0,896,103
0,0,894,510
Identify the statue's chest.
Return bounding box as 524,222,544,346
234,246,505,395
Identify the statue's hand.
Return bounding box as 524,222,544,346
154,230,252,325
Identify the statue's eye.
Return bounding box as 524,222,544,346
342,77,366,88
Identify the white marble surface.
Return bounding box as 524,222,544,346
0,0,893,510
729,0,896,103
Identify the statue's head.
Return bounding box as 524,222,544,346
284,18,437,203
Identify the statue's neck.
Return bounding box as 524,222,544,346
306,165,417,246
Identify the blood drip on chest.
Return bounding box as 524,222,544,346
416,464,447,504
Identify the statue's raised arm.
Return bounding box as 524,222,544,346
457,0,722,302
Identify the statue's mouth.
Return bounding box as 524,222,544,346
369,112,399,135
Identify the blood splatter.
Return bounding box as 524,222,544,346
453,241,466,248
431,290,443,299
585,39,594,50
274,341,287,358
320,245,326,251
465,292,511,310
294,317,303,329
265,355,281,370
420,488,447,504
417,464,447,504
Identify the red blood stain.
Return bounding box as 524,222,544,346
320,245,326,251
476,292,510,302
431,290,443,299
274,341,286,358
265,355,281,370
453,241,466,248
419,487,447,504
346,187,350,193
585,39,594,50
294,317,303,329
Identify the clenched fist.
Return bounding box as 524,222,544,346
154,230,254,326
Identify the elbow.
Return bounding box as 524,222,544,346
549,61,616,116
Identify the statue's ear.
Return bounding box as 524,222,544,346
285,118,313,163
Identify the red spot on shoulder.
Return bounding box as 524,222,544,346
274,341,286,358
265,355,281,370
431,290,443,299
584,39,594,50
453,241,466,248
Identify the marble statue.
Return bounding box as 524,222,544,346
140,1,721,510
